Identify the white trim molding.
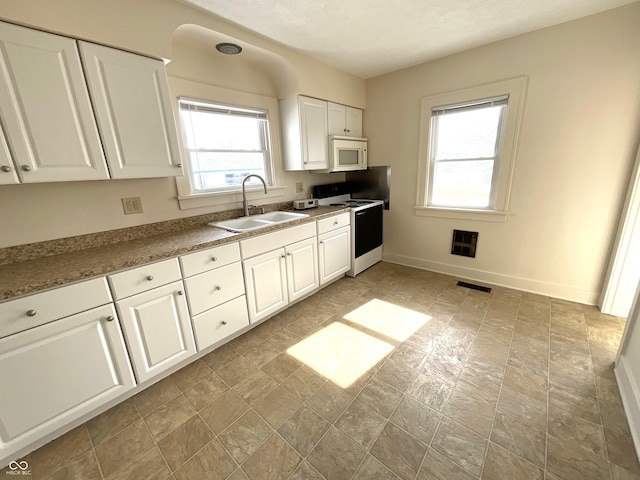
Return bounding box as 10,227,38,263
382,252,599,305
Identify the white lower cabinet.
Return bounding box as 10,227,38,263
243,236,319,323
0,303,135,458
115,281,195,383
191,296,249,351
319,225,351,285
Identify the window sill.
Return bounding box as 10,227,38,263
178,186,286,210
414,206,508,223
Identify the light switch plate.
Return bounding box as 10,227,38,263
121,197,143,215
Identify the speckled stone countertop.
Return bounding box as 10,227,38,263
0,206,348,301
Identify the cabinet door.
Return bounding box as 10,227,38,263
79,42,183,179
243,249,288,323
0,22,109,182
116,281,195,383
0,124,18,185
191,295,249,351
327,102,347,136
0,304,134,457
286,237,319,302
319,226,352,285
299,96,328,170
346,107,363,138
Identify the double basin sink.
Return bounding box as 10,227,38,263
209,211,310,233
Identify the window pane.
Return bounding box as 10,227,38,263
431,160,494,208
434,105,503,160
189,152,267,190
180,110,265,151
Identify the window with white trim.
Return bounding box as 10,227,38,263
416,77,527,222
178,97,272,193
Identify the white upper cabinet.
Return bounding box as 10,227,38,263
328,102,363,138
0,22,110,182
280,95,328,171
79,42,183,179
0,125,18,185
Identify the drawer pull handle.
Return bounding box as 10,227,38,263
146,275,154,281
211,256,217,262
26,310,37,317
177,290,184,295
106,315,114,322
176,163,182,168
0,166,10,172
221,320,228,325
21,165,32,172
215,286,222,291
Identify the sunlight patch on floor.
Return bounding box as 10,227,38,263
286,322,394,388
343,298,431,342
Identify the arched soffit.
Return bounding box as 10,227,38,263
169,24,299,98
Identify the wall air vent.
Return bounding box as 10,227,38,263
457,281,492,293
451,230,478,258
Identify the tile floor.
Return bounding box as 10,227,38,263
10,262,640,480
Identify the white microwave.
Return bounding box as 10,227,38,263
324,135,367,172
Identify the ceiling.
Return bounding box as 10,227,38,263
178,0,638,79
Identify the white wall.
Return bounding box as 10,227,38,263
0,0,360,247
366,3,640,304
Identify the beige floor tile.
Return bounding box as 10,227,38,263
549,362,597,397
307,426,367,480
217,410,273,464
232,370,278,405
502,365,548,403
370,422,428,480
601,399,632,436
482,442,543,480
389,395,441,444
547,434,611,480
260,353,301,383
375,357,420,392
335,399,387,449
44,450,101,480
228,468,251,480
143,395,197,442
548,383,601,425
280,366,325,402
182,372,229,411
277,405,330,456
406,374,452,413
200,342,239,370
306,381,353,423
289,461,326,480
610,463,640,480
605,428,640,475
431,416,487,477
548,405,606,457
497,386,547,431
253,386,301,428
444,388,495,438
104,445,169,480
173,439,236,480
94,420,154,477
358,377,404,417
421,354,463,387
242,434,301,480
170,360,212,391
199,389,249,434
462,353,506,387
490,412,546,468
157,415,213,471
87,400,141,446
131,377,181,417
417,448,478,480
353,455,400,480
216,355,260,387
31,425,93,479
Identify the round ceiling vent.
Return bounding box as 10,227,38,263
216,43,243,55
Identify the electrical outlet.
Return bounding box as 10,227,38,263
295,182,304,193
121,197,143,215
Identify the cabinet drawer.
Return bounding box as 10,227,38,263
317,212,351,235
240,222,316,259
108,258,181,300
0,277,112,338
184,262,245,316
191,295,249,351
180,242,241,278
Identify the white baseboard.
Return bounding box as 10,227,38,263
615,356,640,461
382,253,599,305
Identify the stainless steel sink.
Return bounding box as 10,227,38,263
209,211,310,232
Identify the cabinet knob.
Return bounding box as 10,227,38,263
319,241,324,244
347,129,351,133
281,254,286,258
106,315,114,322
0,165,10,173
214,285,222,291
176,163,182,168
177,290,184,295
26,309,37,317
333,221,338,225
211,256,217,262
146,275,154,281
21,165,32,172
221,320,228,325
287,252,292,256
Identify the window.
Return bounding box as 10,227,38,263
178,97,272,193
416,77,527,222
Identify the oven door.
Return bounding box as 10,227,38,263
354,204,383,258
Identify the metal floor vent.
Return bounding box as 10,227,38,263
457,281,492,293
